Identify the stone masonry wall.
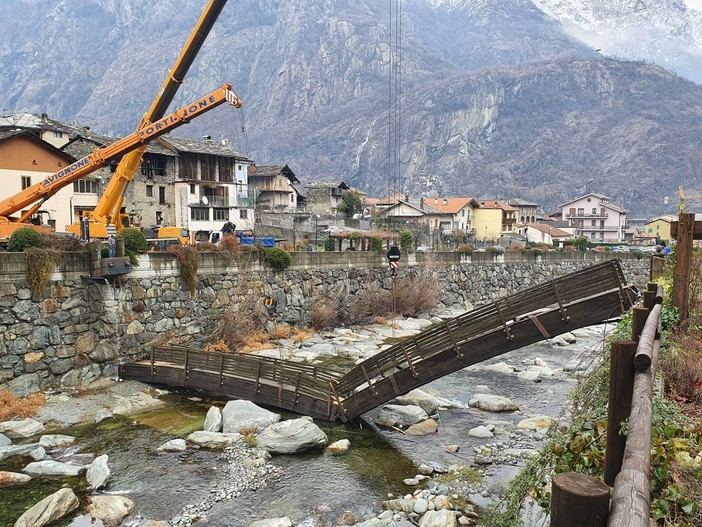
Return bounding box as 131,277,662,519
0,254,650,396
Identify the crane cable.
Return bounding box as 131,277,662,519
388,0,402,201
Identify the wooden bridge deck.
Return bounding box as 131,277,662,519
119,260,637,421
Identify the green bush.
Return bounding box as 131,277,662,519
324,237,336,251
118,228,147,267
8,227,44,252
371,236,383,252
259,247,292,271
348,231,362,249
399,230,414,253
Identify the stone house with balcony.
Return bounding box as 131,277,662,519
248,164,301,212
560,193,627,243
420,197,479,237
305,180,350,215
507,198,539,224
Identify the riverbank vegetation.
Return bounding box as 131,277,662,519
478,263,702,527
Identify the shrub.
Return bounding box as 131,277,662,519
219,233,242,255
25,247,62,300
196,242,219,252
324,237,336,251
348,231,362,249
119,227,147,267
456,245,474,254
371,236,383,252
259,247,292,271
8,227,44,252
169,244,200,295
399,230,414,253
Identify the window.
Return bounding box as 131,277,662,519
239,209,248,220
577,208,585,216
190,207,209,221
190,184,195,194
213,208,229,221
156,211,163,225
591,220,596,227
146,185,153,197
21,176,31,190
141,155,167,178
592,208,598,215
53,131,62,138
159,186,166,205
73,179,99,194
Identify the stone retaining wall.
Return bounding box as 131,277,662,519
0,251,650,396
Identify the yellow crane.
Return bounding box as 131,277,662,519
678,186,702,213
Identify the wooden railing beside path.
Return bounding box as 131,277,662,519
120,259,637,422
550,282,663,527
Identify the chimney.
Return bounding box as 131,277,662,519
40,113,49,124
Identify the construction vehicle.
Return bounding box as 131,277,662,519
67,0,228,239
142,225,190,245
0,84,241,246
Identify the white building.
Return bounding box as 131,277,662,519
560,193,627,243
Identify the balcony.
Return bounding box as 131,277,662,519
566,212,609,219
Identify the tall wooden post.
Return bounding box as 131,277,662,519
604,340,636,486
673,212,694,322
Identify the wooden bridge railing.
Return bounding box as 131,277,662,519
550,282,662,527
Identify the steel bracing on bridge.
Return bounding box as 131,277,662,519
119,260,637,421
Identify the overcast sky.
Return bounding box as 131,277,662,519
685,0,702,10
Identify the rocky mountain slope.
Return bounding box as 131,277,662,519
1,0,701,216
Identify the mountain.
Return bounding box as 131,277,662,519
1,0,701,217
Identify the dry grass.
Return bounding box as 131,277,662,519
203,339,230,353
239,425,258,447
310,293,340,330
269,324,292,340
0,391,46,421
291,328,316,343
662,330,702,404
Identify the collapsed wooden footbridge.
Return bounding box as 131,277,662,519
119,260,638,422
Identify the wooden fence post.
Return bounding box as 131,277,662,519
631,307,649,344
550,473,609,527
604,340,636,486
673,212,694,322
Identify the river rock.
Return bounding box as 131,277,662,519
86,495,135,527
257,416,328,454
0,470,32,486
39,434,76,449
517,416,557,432
249,517,293,527
484,362,516,374
222,400,280,434
187,431,240,449
203,406,223,432
468,394,519,413
382,498,416,513
156,438,187,453
376,404,428,427
468,425,494,439
355,519,395,527
326,439,351,455
405,419,438,436
419,509,456,527
517,370,541,382
0,418,45,439
13,487,79,527
137,522,170,527
391,389,440,415
23,460,84,477
0,432,10,446
29,446,46,461
112,392,165,415
0,443,40,461
86,454,110,490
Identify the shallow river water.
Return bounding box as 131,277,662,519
1,323,612,527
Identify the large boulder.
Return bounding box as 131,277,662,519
23,460,84,477
419,509,457,527
86,495,135,527
186,431,239,449
376,404,428,427
468,394,519,413
0,418,44,439
86,454,110,490
0,470,32,487
13,488,80,527
391,389,440,415
39,434,76,449
0,443,41,462
256,416,328,454
203,406,223,432
222,400,280,434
